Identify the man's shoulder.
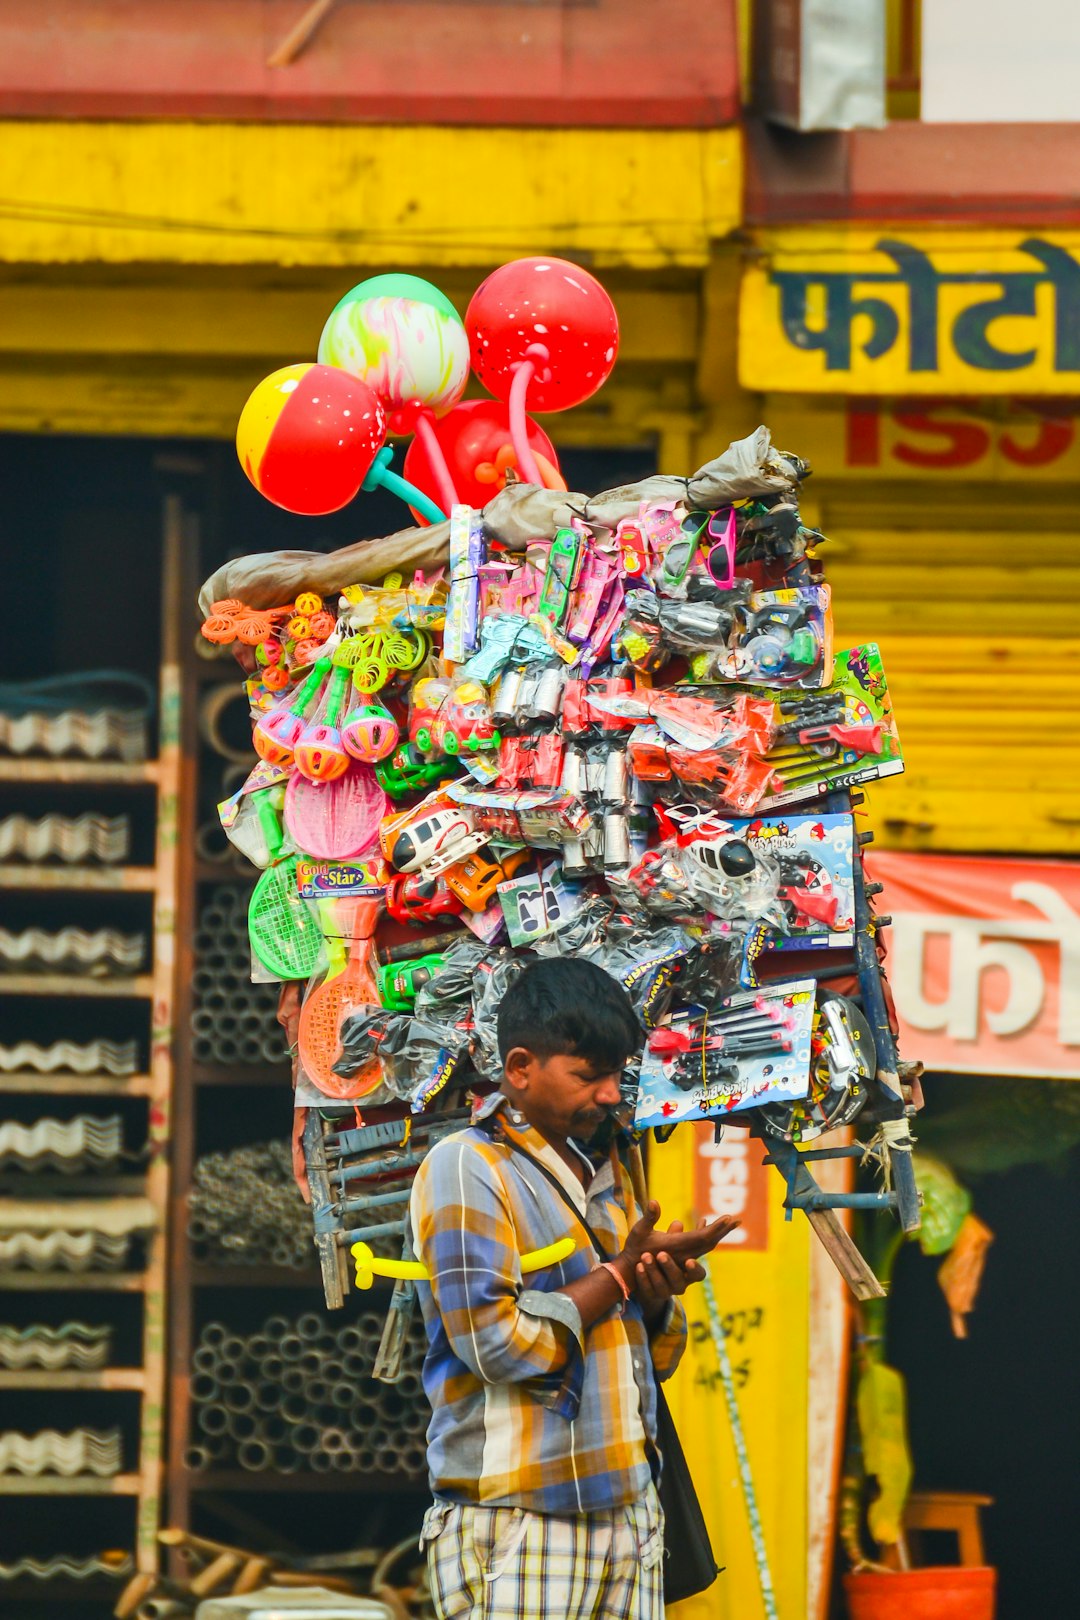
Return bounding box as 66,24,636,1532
413,1124,506,1190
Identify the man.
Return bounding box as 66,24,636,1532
411,956,736,1620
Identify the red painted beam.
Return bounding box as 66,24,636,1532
745,117,1080,224
0,0,740,126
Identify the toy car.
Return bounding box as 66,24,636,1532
410,677,501,758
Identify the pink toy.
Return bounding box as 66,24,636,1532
293,666,352,783
252,658,331,767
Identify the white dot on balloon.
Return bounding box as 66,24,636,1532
536,264,551,272
343,410,351,417
605,347,614,361
534,324,548,333
281,379,299,394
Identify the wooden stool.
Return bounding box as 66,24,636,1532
903,1490,994,1567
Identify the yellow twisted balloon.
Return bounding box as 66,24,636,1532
351,1237,576,1291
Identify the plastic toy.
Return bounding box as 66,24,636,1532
336,626,428,696
252,659,331,766
465,256,619,484
384,871,464,925
293,665,352,783
298,899,383,1098
535,529,583,628
376,953,448,1012
283,759,387,862
409,676,500,758
236,363,387,516
379,793,489,877
341,701,400,765
443,846,530,912
375,742,458,800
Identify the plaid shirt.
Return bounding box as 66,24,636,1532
410,1097,687,1514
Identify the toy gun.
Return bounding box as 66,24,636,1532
773,719,884,759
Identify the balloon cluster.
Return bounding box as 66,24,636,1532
235,261,619,522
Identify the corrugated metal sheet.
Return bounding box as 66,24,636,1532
0,1232,131,1271
0,709,147,761
0,1040,138,1075
0,1197,155,1235
0,1553,132,1581
0,1428,121,1477
815,488,1080,854
0,1324,112,1371
0,927,145,973
0,814,130,863
0,1115,123,1173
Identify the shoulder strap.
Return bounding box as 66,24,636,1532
498,1133,613,1263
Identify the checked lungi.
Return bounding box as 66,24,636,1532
423,1483,665,1620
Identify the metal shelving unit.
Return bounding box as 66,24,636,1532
0,496,186,1580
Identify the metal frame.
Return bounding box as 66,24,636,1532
0,496,185,1576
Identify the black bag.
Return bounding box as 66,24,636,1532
653,1380,720,1603
499,1136,720,1604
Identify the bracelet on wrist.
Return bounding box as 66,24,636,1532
600,1259,631,1306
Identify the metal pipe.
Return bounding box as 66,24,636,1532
222,1383,256,1415
197,1406,230,1438
224,1410,259,1442
238,1438,274,1471
292,1422,320,1454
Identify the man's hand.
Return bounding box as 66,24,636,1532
617,1208,740,1319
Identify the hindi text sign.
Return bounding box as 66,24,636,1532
872,850,1080,1079
740,229,1080,395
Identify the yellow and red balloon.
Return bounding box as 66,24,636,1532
236,363,386,516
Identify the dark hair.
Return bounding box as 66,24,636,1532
496,957,641,1071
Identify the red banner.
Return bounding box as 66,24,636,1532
872,850,1080,1080
692,1121,770,1250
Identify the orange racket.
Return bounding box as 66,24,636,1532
298,896,383,1099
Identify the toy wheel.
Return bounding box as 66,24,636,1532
414,725,433,753
443,733,460,756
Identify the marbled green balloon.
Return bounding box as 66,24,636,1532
318,274,469,418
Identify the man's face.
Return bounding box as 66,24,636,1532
503,1046,625,1143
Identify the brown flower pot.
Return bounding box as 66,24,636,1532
843,1567,996,1620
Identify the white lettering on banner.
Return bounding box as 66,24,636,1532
889,881,1080,1046
697,1136,750,1243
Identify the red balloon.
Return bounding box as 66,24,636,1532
237,362,386,517
402,399,562,518
465,257,619,412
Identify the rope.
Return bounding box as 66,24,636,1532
859,1117,915,1192
701,1264,778,1620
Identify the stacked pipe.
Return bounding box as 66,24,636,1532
187,1309,428,1477
191,885,288,1066
187,1140,316,1270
